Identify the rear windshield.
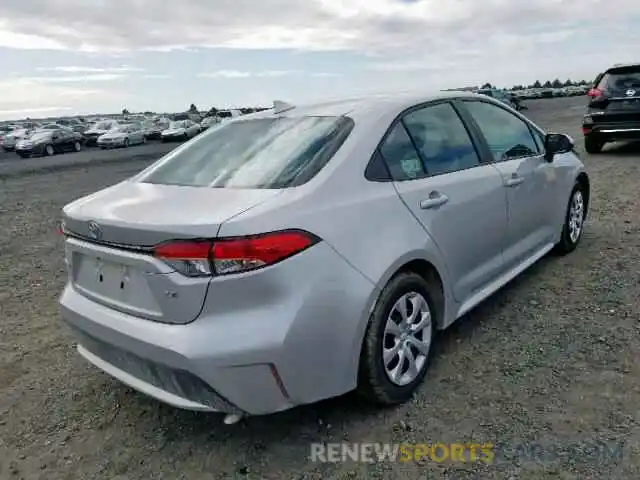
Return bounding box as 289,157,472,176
137,116,354,189
217,111,232,118
599,67,640,92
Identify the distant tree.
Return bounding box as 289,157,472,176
551,78,563,88
122,108,130,115
207,106,219,117
563,79,574,87
481,82,493,89
542,80,553,88
532,80,542,88
189,104,199,113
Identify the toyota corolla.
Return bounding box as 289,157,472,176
58,92,590,423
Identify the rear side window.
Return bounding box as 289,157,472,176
137,116,354,188
599,67,640,94
379,123,426,181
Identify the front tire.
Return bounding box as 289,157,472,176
554,183,587,255
357,272,436,405
123,138,130,148
73,141,81,152
584,135,604,154
44,144,54,156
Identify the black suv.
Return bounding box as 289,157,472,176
583,63,640,153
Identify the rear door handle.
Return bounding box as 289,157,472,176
505,174,524,187
419,192,449,209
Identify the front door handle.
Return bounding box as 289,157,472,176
419,192,449,209
505,174,524,187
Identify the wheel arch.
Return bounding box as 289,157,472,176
576,171,590,217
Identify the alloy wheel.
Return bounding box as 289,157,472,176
382,292,432,386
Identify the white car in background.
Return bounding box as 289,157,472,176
97,123,146,149
2,128,32,151
84,120,120,146
200,116,220,131
160,120,200,142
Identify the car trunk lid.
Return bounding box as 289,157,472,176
62,181,282,324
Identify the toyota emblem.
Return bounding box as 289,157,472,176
87,221,103,241
626,89,636,97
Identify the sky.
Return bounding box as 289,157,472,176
0,0,639,120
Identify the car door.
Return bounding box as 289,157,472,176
458,99,558,271
381,101,509,303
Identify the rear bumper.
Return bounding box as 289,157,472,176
584,122,640,140
59,242,376,415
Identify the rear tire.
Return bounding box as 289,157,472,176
44,144,54,156
584,135,604,154
73,141,81,152
357,272,436,405
554,182,587,255
123,138,130,148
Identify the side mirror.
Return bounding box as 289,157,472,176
544,133,573,162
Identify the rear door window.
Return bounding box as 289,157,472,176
137,116,354,188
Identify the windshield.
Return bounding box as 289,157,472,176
169,121,187,129
40,124,59,130
11,129,28,136
137,116,354,189
217,111,232,118
92,122,112,130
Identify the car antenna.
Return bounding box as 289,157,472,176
273,100,295,114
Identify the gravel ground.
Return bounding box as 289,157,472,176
0,96,638,479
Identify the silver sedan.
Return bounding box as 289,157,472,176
58,92,589,423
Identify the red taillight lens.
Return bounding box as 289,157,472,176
153,240,214,277
587,88,603,98
153,230,319,277
212,230,318,275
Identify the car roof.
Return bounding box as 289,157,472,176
246,91,491,121
607,62,640,71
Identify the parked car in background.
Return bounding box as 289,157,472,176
160,119,200,142
97,123,146,149
58,92,589,421
2,128,32,151
200,116,220,131
583,62,640,154
84,120,120,146
0,125,13,148
142,118,170,140
216,109,243,123
15,128,83,157
476,88,522,110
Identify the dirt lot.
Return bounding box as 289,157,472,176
0,96,638,479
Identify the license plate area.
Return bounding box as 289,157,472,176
72,252,162,317
611,99,640,110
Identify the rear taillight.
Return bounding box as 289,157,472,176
587,88,603,98
153,230,320,277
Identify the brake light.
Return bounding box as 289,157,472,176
153,240,214,277
587,88,603,98
153,230,320,277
